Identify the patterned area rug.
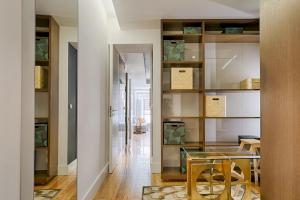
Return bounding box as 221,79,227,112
34,189,61,200
142,185,260,200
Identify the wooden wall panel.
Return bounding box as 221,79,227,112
261,0,300,199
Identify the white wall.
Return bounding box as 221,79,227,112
108,17,161,173
0,0,34,199
58,26,78,175
21,0,35,199
78,0,109,199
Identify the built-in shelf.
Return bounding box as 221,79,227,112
35,146,48,150
163,89,202,94
204,34,259,43
205,117,260,119
205,142,239,147
205,89,260,93
163,142,204,148
36,27,50,33
162,167,187,181
163,34,202,43
163,61,203,65
35,88,48,93
163,116,203,120
36,60,49,66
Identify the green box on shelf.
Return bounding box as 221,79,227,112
35,123,48,147
224,27,244,34
164,40,185,61
36,37,49,61
180,147,203,174
164,121,185,145
184,27,202,34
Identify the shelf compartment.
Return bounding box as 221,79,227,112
163,67,203,91
205,89,260,93
163,34,202,43
163,142,204,148
204,34,259,43
35,88,48,93
205,142,239,147
162,167,186,181
163,89,202,93
205,118,260,144
163,93,203,117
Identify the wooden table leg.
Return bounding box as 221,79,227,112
187,158,192,197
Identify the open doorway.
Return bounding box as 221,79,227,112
108,44,153,177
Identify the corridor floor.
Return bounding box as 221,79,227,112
94,132,177,200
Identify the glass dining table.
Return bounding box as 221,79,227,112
182,147,260,200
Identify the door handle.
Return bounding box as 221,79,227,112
69,104,73,110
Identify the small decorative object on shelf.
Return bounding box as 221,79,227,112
164,121,186,144
183,27,202,34
206,96,226,117
35,66,48,89
164,40,185,61
171,68,193,89
240,78,260,89
224,27,244,34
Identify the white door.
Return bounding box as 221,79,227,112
109,45,125,173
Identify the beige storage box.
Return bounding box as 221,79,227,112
171,68,193,90
206,96,226,117
240,78,260,89
35,66,47,89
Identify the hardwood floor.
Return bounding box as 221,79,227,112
34,161,77,200
94,133,184,200
94,132,260,200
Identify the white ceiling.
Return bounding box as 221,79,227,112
112,0,259,29
36,0,77,26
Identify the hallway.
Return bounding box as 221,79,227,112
94,133,171,200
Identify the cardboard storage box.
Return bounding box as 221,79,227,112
171,68,193,89
35,66,48,89
206,96,226,117
240,78,260,89
164,121,185,145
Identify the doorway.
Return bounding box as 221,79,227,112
109,44,153,174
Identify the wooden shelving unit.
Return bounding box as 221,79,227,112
34,15,59,185
161,18,260,181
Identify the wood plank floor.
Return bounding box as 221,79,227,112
94,132,260,200
34,162,77,200
94,133,185,200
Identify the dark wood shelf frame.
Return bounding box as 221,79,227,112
161,18,260,181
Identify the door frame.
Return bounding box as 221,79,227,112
108,44,154,173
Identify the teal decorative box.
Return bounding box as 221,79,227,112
36,37,49,61
184,27,202,34
164,121,185,144
224,27,244,34
164,40,185,61
35,123,48,147
180,147,203,174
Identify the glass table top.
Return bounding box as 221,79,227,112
182,147,260,161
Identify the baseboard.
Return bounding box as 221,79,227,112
80,163,108,200
58,165,68,175
68,159,78,171
151,161,161,173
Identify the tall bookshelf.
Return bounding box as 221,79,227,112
161,19,260,181
34,15,59,185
